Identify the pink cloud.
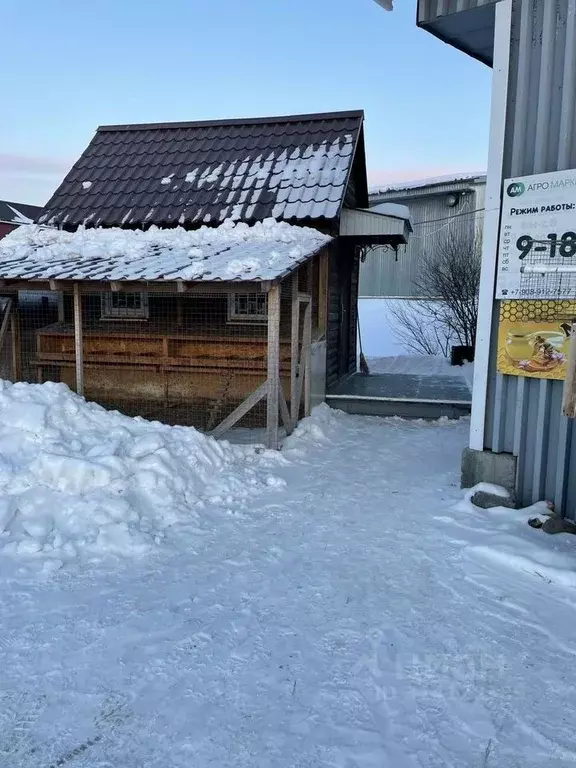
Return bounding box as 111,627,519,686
0,153,73,176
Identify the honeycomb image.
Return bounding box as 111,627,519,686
497,300,575,380
500,299,576,323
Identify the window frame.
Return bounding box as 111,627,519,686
227,292,268,324
101,291,149,320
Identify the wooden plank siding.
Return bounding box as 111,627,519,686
326,240,358,390
326,244,341,390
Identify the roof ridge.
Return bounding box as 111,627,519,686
97,110,365,133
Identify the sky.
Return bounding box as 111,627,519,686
0,0,492,206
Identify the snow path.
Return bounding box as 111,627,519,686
1,410,576,767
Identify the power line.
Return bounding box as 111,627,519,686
409,198,475,239
411,205,487,226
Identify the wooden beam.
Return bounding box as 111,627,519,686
73,283,84,396
290,271,300,425
318,251,328,337
303,299,312,417
0,279,270,295
10,309,21,381
278,382,293,435
176,280,187,293
211,380,269,438
57,292,65,323
563,323,576,418
110,281,121,292
293,307,312,421
0,298,12,352
266,282,281,449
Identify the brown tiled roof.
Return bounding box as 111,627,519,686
38,111,367,230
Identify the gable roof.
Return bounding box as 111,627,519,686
38,111,367,230
0,220,331,284
0,200,43,226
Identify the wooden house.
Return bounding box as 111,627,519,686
0,111,410,446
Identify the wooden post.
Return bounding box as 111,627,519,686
290,271,299,425
0,299,12,352
10,310,21,381
266,282,281,449
563,323,576,418
73,283,84,396
303,299,312,417
318,251,329,337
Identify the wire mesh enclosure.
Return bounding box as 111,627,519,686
0,262,317,447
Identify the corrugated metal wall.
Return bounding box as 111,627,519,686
485,0,576,518
360,181,486,297
418,0,498,23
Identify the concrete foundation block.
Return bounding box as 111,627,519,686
461,448,517,509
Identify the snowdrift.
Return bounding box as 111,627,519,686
0,381,282,570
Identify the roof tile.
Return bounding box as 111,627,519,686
38,111,365,229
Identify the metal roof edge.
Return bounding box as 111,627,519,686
369,176,487,202
335,120,368,220
97,110,366,133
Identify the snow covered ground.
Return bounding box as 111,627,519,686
1,389,576,766
369,354,474,390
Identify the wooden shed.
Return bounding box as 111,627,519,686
0,111,410,445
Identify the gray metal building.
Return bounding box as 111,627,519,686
361,174,486,297
410,0,576,519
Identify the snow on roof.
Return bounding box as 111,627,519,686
0,200,42,226
38,111,366,229
370,202,410,220
0,219,331,283
369,172,486,195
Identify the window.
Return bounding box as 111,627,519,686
227,292,268,323
101,292,149,320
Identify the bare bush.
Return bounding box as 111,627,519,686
390,228,481,357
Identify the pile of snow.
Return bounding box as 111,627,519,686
0,381,283,571
443,483,576,589
0,219,331,282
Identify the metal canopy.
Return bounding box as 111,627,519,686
417,1,498,66
339,207,411,244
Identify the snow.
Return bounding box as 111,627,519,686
81,181,92,190
1,406,576,765
160,174,174,185
0,380,283,570
170,136,354,223
370,172,486,196
358,297,413,357
369,354,474,389
0,219,331,282
6,204,34,225
371,201,410,219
